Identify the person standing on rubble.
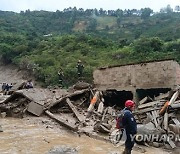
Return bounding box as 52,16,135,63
76,60,84,78
122,100,137,154
58,68,64,87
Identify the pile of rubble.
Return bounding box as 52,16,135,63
0,82,117,139
134,87,180,149
0,81,180,150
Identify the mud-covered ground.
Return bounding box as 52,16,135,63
0,116,172,154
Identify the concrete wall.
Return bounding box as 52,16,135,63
93,60,180,91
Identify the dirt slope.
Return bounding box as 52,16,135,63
0,64,26,85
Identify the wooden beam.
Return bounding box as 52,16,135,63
138,101,164,109
45,110,78,131
170,103,180,109
154,92,169,100
66,98,85,123
101,107,108,122
163,112,168,131
171,118,180,126
134,107,160,115
139,96,149,105
48,89,89,109
168,91,179,105
151,111,158,128
167,139,176,149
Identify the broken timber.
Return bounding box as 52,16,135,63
66,98,85,123
139,96,150,105
45,110,78,131
138,101,164,109
48,89,89,109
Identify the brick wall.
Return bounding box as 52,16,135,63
93,60,180,90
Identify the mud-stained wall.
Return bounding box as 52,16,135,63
93,60,180,91
175,61,180,85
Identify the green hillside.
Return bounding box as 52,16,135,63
0,7,180,87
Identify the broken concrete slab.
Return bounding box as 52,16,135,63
0,88,69,116
2,88,55,106
27,101,44,116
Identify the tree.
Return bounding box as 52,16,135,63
175,6,180,12
160,5,173,13
99,8,106,16
87,19,97,31
166,5,173,13
115,9,123,17
140,8,153,19
133,37,164,53
165,41,180,52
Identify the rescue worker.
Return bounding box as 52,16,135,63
58,68,64,87
122,100,137,154
1,83,6,92
76,60,84,78
25,79,33,89
4,83,10,95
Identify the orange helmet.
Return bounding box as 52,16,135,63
125,100,135,108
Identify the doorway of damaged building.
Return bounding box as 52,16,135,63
102,87,171,109
102,90,133,110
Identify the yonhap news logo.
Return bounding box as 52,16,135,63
109,130,180,146
133,134,180,142
109,129,124,147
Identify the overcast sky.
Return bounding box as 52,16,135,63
0,0,179,13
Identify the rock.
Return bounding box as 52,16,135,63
169,124,180,134
164,143,171,149
47,145,78,154
73,81,91,90
1,112,6,118
152,142,163,148
137,122,164,135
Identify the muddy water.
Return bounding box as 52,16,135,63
0,117,170,154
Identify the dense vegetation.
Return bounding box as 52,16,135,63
0,5,180,87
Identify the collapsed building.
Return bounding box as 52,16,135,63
93,59,180,107
0,59,180,150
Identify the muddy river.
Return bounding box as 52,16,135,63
0,117,171,154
